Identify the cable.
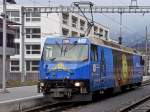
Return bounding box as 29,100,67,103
22,0,149,47
73,1,95,36
100,13,146,44
109,0,147,46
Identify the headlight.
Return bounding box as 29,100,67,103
40,82,44,86
74,82,81,87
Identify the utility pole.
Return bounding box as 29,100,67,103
2,0,16,92
145,26,148,76
2,0,7,92
119,12,122,44
48,0,51,7
20,7,25,84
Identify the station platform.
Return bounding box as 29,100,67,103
0,85,42,103
143,76,150,82
0,76,149,103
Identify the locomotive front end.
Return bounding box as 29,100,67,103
39,38,91,100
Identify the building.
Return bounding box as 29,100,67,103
0,18,16,87
0,5,110,84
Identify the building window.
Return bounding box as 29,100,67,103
15,27,20,39
26,45,40,54
94,26,98,35
62,28,69,36
0,32,15,48
25,8,40,22
62,13,69,25
0,32,15,47
72,16,78,28
7,34,15,48
71,31,78,37
10,60,20,72
99,28,103,36
7,11,20,22
26,60,39,71
80,20,85,31
25,28,41,38
80,33,85,37
104,30,108,39
15,43,20,54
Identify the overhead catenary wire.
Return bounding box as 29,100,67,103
22,0,149,46
73,1,95,36
100,13,146,43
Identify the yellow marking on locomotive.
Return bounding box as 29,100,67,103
122,54,128,81
52,63,69,71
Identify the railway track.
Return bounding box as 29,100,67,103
119,94,150,112
23,101,89,112
142,80,150,86
23,80,150,112
117,80,150,112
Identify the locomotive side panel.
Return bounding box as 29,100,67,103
101,46,114,89
90,44,114,91
132,55,143,84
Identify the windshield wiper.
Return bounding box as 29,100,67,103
56,41,77,56
63,41,77,56
55,41,64,56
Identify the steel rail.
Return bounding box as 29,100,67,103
142,80,150,86
23,102,66,112
23,101,88,112
119,94,150,112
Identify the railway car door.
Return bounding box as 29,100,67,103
90,44,100,91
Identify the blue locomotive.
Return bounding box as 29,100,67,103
38,36,144,101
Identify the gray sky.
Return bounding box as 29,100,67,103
14,0,150,6
13,0,150,45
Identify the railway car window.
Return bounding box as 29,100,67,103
91,45,98,62
140,56,144,65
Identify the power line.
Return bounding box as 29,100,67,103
28,0,147,46
100,13,144,38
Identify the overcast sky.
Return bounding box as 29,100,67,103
8,0,150,45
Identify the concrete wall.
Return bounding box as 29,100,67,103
41,13,61,37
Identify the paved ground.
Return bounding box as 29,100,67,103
0,86,42,102
64,76,150,112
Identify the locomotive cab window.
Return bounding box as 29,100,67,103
43,44,88,61
91,44,98,62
